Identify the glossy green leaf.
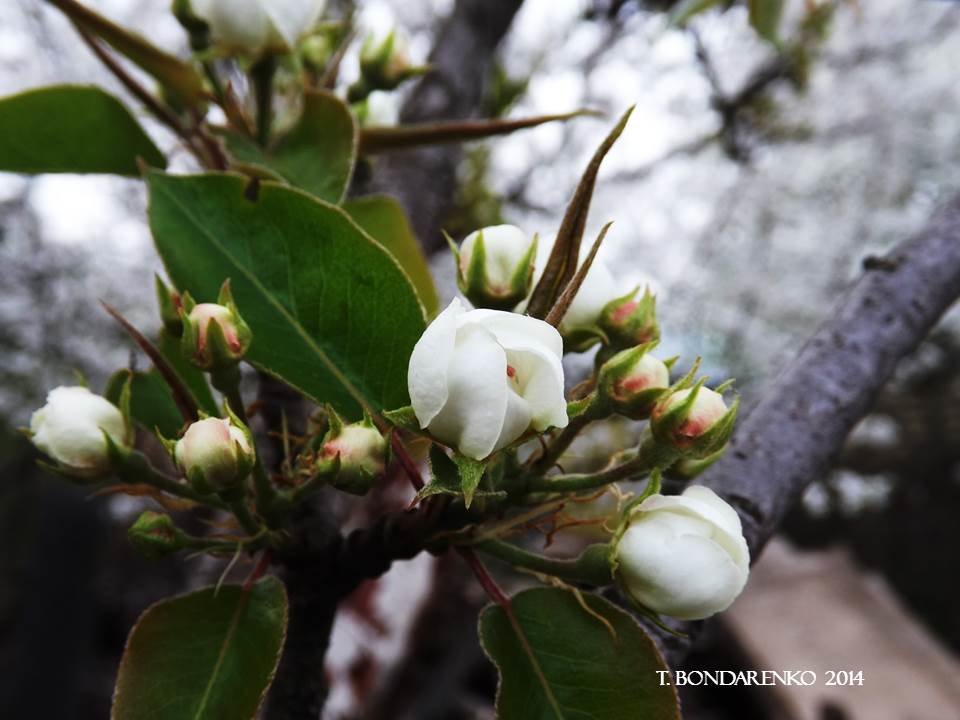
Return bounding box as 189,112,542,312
112,577,287,720
49,0,205,108
0,85,165,175
749,0,785,45
148,171,426,417
343,195,440,315
106,369,184,438
224,90,356,203
479,587,680,720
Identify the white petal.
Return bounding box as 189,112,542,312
492,387,533,453
260,0,324,48
636,488,749,571
408,299,462,428
426,324,508,460
505,348,567,431
202,0,271,51
464,309,563,359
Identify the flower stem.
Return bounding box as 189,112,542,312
250,55,277,147
475,539,613,586
525,435,678,494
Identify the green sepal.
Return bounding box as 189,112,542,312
128,510,188,559
382,405,421,433
155,274,183,337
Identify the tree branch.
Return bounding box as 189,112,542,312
651,192,960,663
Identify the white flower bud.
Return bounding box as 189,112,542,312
180,288,252,372
174,416,255,493
29,386,128,478
408,299,568,460
192,0,326,55
457,225,537,310
597,347,670,420
653,387,728,447
319,418,386,495
615,486,749,620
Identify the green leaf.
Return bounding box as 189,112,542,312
223,90,357,203
668,0,723,26
343,195,440,315
148,171,426,417
112,577,287,720
479,587,680,720
525,107,633,320
106,369,184,438
749,0,786,45
49,0,205,108
157,328,219,416
0,85,165,175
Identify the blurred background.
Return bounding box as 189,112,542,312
2,0,960,718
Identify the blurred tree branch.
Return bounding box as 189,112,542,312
650,191,960,663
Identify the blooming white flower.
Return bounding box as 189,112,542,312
408,299,568,460
29,386,128,478
192,0,326,55
362,90,400,127
175,416,255,492
615,486,749,620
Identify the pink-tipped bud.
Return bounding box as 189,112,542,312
598,286,659,351
597,345,670,420
318,411,387,495
174,416,255,494
651,383,737,458
180,280,252,372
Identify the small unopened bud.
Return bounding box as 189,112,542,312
156,274,184,337
352,30,427,99
28,385,130,480
599,286,659,351
650,382,737,458
128,511,185,559
597,345,670,420
174,414,255,494
317,410,386,495
454,225,537,310
180,280,252,372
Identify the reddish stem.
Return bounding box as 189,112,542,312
390,433,424,490
243,549,273,592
